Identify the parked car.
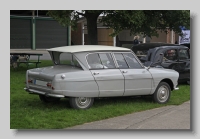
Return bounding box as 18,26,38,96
131,43,190,84
24,45,179,109
181,43,190,49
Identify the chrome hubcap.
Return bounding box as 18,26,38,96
157,85,169,102
75,97,91,108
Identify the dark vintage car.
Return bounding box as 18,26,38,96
181,43,190,49
131,43,190,84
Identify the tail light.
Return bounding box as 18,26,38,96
46,83,54,90
28,80,33,83
46,83,51,87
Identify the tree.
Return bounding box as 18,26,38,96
47,10,190,45
47,10,103,45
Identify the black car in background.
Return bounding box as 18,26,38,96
131,43,190,84
181,43,190,49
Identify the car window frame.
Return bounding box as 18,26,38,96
123,53,144,69
177,48,190,60
86,52,118,70
52,52,83,68
163,49,179,62
113,52,145,69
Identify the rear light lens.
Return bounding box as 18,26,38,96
46,83,52,87
28,80,33,83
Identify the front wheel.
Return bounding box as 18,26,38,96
39,95,61,103
153,82,171,104
69,97,94,109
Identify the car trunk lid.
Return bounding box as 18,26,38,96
27,65,83,81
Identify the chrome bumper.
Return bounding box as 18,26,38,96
24,88,65,98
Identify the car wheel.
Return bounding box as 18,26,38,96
69,97,94,109
153,82,171,104
187,80,190,85
39,95,61,103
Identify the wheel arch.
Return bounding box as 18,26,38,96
159,78,174,91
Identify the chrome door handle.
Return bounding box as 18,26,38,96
93,72,99,75
122,71,128,73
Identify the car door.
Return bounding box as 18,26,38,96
113,52,153,96
87,53,124,97
177,48,190,81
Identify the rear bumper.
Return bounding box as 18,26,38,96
24,88,65,98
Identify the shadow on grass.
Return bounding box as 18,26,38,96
19,95,155,110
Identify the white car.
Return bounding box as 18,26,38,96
24,45,179,109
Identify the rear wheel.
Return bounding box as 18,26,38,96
153,82,171,104
39,95,61,103
69,97,94,109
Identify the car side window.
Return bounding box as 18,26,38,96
99,53,116,68
87,53,103,69
123,53,143,69
163,49,178,61
114,53,129,69
87,53,116,69
59,52,72,65
179,49,189,60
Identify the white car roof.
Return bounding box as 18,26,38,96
47,45,131,53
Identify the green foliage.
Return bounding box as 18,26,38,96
10,60,190,129
47,10,190,39
100,10,190,38
47,10,79,30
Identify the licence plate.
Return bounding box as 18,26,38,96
34,80,47,86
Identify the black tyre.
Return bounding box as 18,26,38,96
69,97,94,109
39,95,61,103
153,82,171,104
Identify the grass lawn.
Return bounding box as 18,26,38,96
10,60,190,129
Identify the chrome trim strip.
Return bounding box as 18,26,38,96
111,52,119,68
47,94,65,98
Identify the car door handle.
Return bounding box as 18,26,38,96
93,72,99,75
122,71,128,73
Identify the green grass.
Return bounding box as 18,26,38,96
10,60,190,129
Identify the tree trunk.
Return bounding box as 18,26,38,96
86,14,99,45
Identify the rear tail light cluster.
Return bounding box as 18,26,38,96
46,83,54,90
25,79,33,84
24,79,55,90
46,83,51,87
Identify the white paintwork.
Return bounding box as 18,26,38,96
90,69,124,97
47,45,130,53
25,45,179,100
121,68,153,96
